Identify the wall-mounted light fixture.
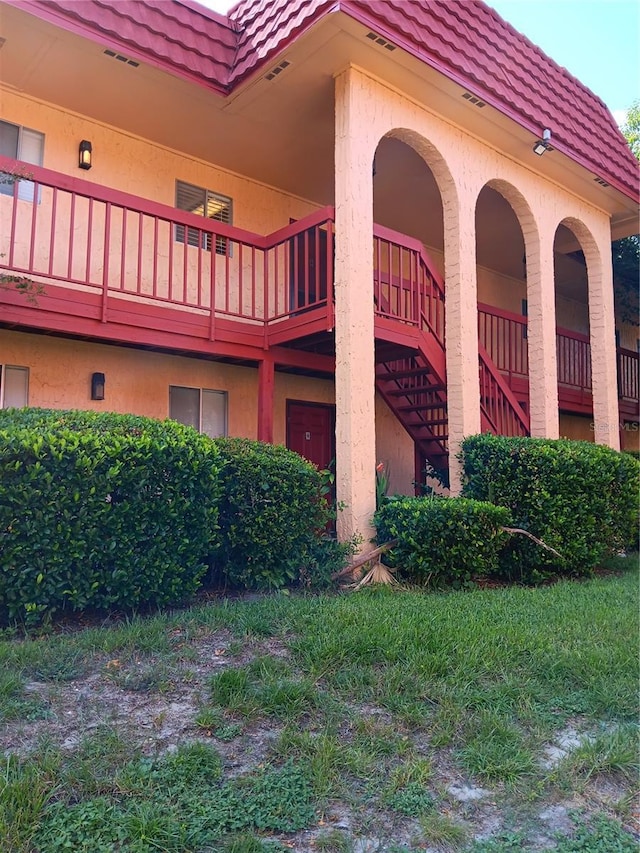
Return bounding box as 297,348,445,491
533,128,551,156
91,372,105,400
79,140,92,170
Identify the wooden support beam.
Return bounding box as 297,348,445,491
257,356,275,443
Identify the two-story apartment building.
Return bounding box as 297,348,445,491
0,0,638,543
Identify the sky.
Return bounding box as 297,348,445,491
198,0,638,123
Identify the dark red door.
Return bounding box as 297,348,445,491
289,224,329,311
286,401,335,471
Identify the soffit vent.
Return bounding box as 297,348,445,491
462,92,486,108
594,176,610,187
104,49,139,68
264,59,291,81
365,31,396,51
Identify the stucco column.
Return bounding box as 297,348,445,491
526,229,559,437
588,237,620,449
444,194,481,493
334,67,376,545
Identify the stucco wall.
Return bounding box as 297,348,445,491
560,412,639,453
0,329,341,442
375,394,415,495
0,329,259,433
1,89,317,233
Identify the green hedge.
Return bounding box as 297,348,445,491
374,496,512,588
461,434,640,582
0,408,221,624
211,438,332,590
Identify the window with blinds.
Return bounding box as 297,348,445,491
0,120,44,202
175,181,232,256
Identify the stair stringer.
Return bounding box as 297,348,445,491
373,233,529,478
376,328,531,479
375,325,449,475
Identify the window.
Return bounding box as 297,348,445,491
0,365,29,408
175,181,232,255
169,386,227,438
0,120,44,202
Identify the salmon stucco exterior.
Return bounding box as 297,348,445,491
0,0,638,545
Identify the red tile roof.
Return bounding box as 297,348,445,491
11,0,638,201
21,0,238,94
228,0,336,84
339,0,638,203
227,0,638,201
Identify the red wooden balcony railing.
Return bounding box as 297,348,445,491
373,223,445,343
618,347,639,403
477,304,528,385
0,156,334,336
478,304,639,415
479,344,529,437
556,328,592,392
1,156,636,416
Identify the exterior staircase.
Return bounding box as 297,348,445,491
376,347,449,477
372,229,530,481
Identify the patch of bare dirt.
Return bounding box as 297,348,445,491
2,629,638,852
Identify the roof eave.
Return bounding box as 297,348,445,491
336,1,639,205
3,0,233,97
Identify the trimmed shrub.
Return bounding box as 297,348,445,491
374,495,512,588
297,534,357,590
461,433,640,582
0,408,221,624
211,438,331,590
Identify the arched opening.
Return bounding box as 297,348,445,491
553,221,595,442
371,133,450,492
475,183,530,413
373,135,444,259
473,180,534,440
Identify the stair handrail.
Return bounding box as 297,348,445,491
478,342,530,434
372,223,445,344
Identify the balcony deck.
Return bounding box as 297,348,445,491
1,156,637,422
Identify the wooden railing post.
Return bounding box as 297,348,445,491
101,202,111,323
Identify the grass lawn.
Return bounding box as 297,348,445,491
1,558,638,852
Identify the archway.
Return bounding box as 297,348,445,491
371,132,451,493
475,182,531,416
553,220,597,442
473,179,544,441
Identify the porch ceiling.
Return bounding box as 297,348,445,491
0,1,636,244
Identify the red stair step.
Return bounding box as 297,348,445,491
397,403,448,412
386,385,445,396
